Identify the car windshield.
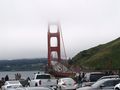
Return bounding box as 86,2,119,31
62,78,74,84
91,79,106,88
90,74,104,82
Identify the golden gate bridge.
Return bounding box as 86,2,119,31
47,23,75,77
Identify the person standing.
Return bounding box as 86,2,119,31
5,75,9,81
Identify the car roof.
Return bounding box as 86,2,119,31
6,81,20,84
60,77,73,80
99,75,119,79
15,87,52,90
98,78,120,82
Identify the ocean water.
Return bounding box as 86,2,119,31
0,71,44,80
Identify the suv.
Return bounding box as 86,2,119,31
29,73,57,89
82,72,105,87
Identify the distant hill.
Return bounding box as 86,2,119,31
0,58,47,71
72,37,120,70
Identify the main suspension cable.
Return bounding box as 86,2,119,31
59,24,67,60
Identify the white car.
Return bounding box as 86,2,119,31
29,73,57,87
1,81,22,90
114,83,120,90
57,78,78,90
4,87,54,90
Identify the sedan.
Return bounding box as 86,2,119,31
57,77,78,90
1,81,22,90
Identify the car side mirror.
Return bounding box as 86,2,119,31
100,84,105,89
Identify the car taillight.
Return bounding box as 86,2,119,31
39,80,41,85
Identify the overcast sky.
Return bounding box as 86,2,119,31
0,0,120,60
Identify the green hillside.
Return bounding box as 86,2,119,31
72,37,120,70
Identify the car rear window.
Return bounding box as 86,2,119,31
90,74,105,82
63,78,74,83
36,75,51,79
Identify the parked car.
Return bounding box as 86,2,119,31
6,87,54,90
81,72,105,87
98,75,119,81
1,81,22,90
57,78,78,90
77,78,120,90
29,73,57,88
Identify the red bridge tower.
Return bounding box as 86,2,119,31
48,24,61,67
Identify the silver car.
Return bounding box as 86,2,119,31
1,81,22,90
97,75,119,81
77,78,120,90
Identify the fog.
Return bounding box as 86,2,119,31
0,0,120,60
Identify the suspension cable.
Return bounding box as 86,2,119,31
59,24,67,60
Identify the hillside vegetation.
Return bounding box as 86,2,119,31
72,37,120,70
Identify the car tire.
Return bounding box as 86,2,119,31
115,88,120,90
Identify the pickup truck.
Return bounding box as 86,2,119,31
29,73,57,88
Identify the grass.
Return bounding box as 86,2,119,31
72,37,120,70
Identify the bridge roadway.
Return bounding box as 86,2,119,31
51,61,68,72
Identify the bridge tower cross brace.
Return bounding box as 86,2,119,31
48,25,61,67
